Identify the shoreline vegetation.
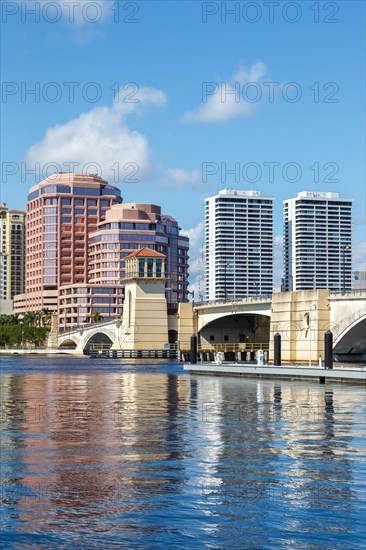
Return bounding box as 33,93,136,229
0,311,52,349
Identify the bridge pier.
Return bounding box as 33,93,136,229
269,290,330,363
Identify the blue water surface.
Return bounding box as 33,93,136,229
0,356,365,549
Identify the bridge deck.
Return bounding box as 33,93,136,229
183,363,366,384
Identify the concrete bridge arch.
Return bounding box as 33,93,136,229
195,299,272,332
58,338,78,350
198,312,271,349
333,311,366,357
84,330,114,351
58,321,121,354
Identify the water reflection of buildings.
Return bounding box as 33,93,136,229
1,369,192,529
1,369,365,542
191,377,364,516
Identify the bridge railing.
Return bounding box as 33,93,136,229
194,295,273,307
87,343,114,351
197,342,269,352
58,318,121,337
329,289,366,297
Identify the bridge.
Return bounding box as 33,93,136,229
58,318,125,354
57,289,366,361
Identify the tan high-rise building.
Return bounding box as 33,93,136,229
0,203,26,311
88,203,189,306
14,173,122,315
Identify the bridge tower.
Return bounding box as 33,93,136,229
120,247,169,350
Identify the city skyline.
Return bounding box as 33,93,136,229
2,1,365,292
1,4,365,549
3,178,362,301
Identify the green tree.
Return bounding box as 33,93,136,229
92,311,103,323
0,314,19,326
0,325,49,348
22,312,38,327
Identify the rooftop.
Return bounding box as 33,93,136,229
124,247,166,260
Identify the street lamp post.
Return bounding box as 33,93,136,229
90,300,95,324
289,274,293,291
342,245,350,294
63,303,67,332
166,287,194,305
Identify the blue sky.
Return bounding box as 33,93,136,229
1,0,365,289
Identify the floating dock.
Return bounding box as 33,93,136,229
183,363,366,384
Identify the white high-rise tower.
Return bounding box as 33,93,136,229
283,191,352,291
204,189,274,300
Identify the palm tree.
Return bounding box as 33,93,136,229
34,311,43,327
92,311,103,323
23,312,37,327
0,313,20,325
9,313,20,325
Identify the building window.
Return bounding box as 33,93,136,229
224,335,229,342
209,335,215,342
147,259,153,277
156,259,162,277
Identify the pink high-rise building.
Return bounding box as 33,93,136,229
14,173,122,314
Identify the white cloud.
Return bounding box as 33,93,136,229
181,222,205,298
182,221,204,248
182,62,267,123
25,86,167,183
161,169,202,190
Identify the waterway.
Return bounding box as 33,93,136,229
1,356,365,549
